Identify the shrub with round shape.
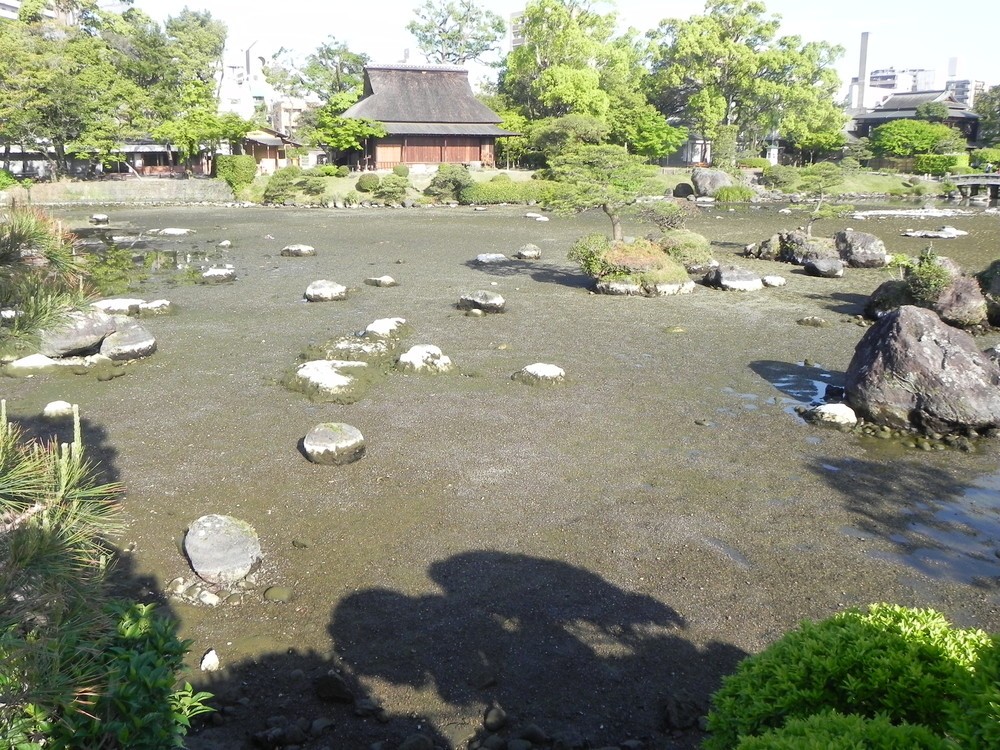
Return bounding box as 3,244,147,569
703,604,993,750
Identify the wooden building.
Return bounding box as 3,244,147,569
340,64,516,170
851,90,980,147
242,127,303,174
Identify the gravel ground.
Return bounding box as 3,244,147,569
5,202,1000,750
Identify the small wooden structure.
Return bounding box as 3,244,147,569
242,127,303,174
340,64,516,170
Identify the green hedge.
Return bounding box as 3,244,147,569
913,154,959,176
739,157,771,169
714,185,755,202
215,154,258,193
355,173,380,193
734,711,950,750
458,179,552,205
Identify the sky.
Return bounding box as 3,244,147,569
132,0,1000,94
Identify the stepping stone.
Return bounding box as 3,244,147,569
512,363,565,385
514,244,541,260
305,280,348,301
364,275,398,287
184,514,262,585
201,266,237,283
280,244,316,257
397,344,454,373
458,290,505,313
303,422,366,465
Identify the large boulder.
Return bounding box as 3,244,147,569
777,231,838,265
845,305,1000,433
39,309,117,357
933,275,988,328
99,317,156,360
690,168,734,197
835,230,888,268
803,258,844,278
703,265,763,292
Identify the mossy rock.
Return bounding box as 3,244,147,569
658,229,715,272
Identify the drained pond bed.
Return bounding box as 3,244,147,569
4,202,1000,750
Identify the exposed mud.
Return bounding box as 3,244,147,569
5,201,1000,749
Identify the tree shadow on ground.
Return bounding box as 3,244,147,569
808,455,1000,589
462,258,594,290
749,360,844,407
327,551,747,749
804,291,870,316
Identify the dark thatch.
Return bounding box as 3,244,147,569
854,90,979,123
341,64,514,136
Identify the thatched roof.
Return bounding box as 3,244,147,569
341,64,516,136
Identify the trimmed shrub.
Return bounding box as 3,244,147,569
490,172,513,182
568,233,613,278
714,185,755,203
657,229,713,270
839,156,861,172
215,155,258,193
262,167,301,204
738,157,771,169
392,164,409,177
308,165,340,177
972,147,1000,167
734,711,950,750
713,124,738,169
761,165,799,191
913,154,959,176
568,235,687,286
703,604,994,750
355,173,381,193
336,165,350,177
459,180,549,205
296,174,327,197
374,173,410,203
424,164,475,201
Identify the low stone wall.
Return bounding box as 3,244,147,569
0,177,234,206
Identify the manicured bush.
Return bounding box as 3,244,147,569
373,173,410,203
913,154,959,176
214,155,258,194
714,185,755,202
296,174,327,197
355,173,381,193
459,179,548,205
262,167,302,204
308,165,340,177
568,235,687,286
657,229,713,270
703,604,993,750
738,157,771,169
568,233,613,278
424,164,475,201
734,711,950,750
491,172,513,182
713,124,738,169
839,156,861,172
392,164,409,178
971,147,1000,167
336,165,350,177
761,165,799,191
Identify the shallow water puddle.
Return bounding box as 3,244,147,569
865,470,1000,585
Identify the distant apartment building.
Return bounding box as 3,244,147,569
946,79,985,108
510,12,525,50
868,67,937,92
0,0,74,23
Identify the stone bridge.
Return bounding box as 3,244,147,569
949,173,1000,200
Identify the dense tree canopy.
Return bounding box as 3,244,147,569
974,85,1000,146
646,0,844,159
869,120,966,157
406,0,506,64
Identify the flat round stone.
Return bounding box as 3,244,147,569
303,422,366,465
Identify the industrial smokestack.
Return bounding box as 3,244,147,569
857,32,869,108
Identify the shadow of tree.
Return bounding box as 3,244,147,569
462,258,593,290
328,551,747,749
808,456,1000,588
804,291,871,316
749,360,844,406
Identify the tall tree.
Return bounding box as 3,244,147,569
974,86,1000,145
646,0,843,158
407,0,506,64
264,36,369,103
